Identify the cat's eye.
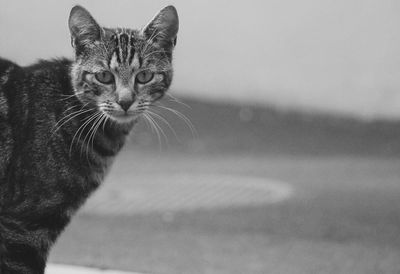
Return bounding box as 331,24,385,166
95,71,114,85
136,71,154,84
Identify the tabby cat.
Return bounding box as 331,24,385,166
0,5,178,274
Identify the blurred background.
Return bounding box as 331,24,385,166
2,0,400,273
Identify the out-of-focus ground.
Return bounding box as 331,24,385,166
49,98,400,274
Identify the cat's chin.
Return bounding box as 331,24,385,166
108,112,139,124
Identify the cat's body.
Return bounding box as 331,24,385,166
0,5,178,274
0,58,126,273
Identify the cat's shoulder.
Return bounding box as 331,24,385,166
0,57,73,95
0,57,17,70
24,58,72,75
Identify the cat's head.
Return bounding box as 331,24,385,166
68,5,178,124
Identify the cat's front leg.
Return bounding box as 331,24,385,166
0,221,48,274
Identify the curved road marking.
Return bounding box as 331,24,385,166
46,264,143,274
83,173,294,215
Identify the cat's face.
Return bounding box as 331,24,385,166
69,5,178,124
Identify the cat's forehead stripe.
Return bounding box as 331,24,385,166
115,33,121,62
126,33,132,63
111,29,137,66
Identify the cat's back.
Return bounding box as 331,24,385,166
0,57,72,91
0,56,73,131
0,57,18,104
0,58,73,116
0,57,19,118
0,57,22,111
24,58,73,93
0,57,74,192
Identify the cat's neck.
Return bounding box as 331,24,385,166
56,96,135,169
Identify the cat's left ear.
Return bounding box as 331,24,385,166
69,5,102,51
142,6,179,48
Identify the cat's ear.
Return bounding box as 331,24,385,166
68,5,101,50
142,6,179,48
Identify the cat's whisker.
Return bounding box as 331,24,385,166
72,111,100,155
86,114,102,162
80,112,104,158
57,95,75,101
89,113,107,159
57,91,84,101
101,113,109,132
151,104,197,137
142,112,159,136
102,114,110,132
57,104,81,118
145,111,169,146
145,109,180,142
51,105,93,136
88,112,105,149
53,101,90,122
69,111,101,156
70,112,98,155
164,94,192,109
142,112,163,149
52,109,89,133
53,104,83,125
80,113,102,161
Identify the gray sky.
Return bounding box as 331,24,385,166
1,0,400,118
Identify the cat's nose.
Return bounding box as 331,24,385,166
118,99,134,112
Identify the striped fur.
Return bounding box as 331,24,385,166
0,5,178,274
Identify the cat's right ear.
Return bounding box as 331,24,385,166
142,6,179,49
68,5,101,51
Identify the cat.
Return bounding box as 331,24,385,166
0,5,178,274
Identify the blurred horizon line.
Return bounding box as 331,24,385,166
1,0,400,119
